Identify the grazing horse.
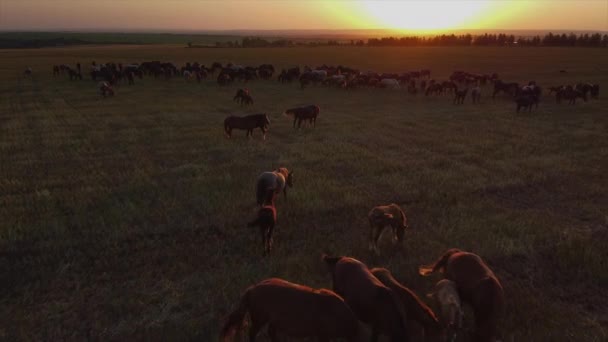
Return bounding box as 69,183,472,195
99,82,114,97
224,114,270,140
558,86,587,105
427,279,463,342
233,88,253,105
492,80,519,98
419,249,504,342
247,190,277,256
515,96,535,113
255,167,293,206
368,203,409,255
220,278,362,342
284,105,320,129
453,88,468,104
371,268,443,342
323,255,409,342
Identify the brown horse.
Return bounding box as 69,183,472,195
453,88,468,104
323,255,409,342
284,105,320,128
371,268,443,342
224,114,270,140
221,278,363,342
419,249,504,342
368,203,409,255
233,88,253,106
255,167,293,206
247,190,277,256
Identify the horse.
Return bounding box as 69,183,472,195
515,95,536,113
224,114,270,140
558,86,587,105
255,167,293,206
492,80,519,98
471,86,481,104
419,249,504,342
453,88,468,104
220,278,363,342
247,190,277,256
368,203,409,255
233,88,253,106
371,268,443,342
425,84,442,96
284,105,320,129
323,255,409,342
99,82,114,97
427,279,463,342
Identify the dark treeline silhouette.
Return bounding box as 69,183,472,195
368,32,608,47
221,32,608,48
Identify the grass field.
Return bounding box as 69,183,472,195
1,45,607,341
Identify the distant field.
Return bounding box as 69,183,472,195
0,45,607,341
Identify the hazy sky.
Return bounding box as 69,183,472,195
1,0,607,32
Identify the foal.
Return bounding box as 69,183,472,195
247,190,276,256
368,203,409,255
427,279,463,342
419,249,504,342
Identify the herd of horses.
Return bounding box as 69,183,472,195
32,60,599,341
224,168,504,341
44,61,599,114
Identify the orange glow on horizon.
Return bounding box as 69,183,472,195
0,0,606,32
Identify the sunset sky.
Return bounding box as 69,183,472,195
1,0,607,33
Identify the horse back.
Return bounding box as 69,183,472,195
446,253,498,298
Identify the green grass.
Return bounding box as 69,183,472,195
0,45,607,341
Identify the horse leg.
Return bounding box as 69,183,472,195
267,222,274,254
293,117,297,129
248,315,265,342
260,226,267,256
370,326,379,342
268,324,281,342
373,226,384,255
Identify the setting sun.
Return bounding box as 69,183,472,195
358,0,497,32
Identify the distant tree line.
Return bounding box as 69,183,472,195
210,32,608,48
368,32,608,47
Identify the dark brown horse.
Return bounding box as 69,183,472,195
233,88,253,106
221,278,363,342
284,105,320,128
323,255,409,342
224,114,270,140
419,249,504,342
247,190,276,256
492,80,519,98
453,88,468,104
371,268,443,342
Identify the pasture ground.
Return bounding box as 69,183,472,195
1,45,607,341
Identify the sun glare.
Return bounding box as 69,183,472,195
359,1,496,33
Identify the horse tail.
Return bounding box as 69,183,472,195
418,248,462,276
220,287,251,341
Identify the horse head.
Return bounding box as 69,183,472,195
264,114,271,127
286,171,294,188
